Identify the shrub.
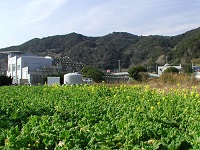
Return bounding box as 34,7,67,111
82,66,104,83
0,75,13,86
159,73,197,85
128,66,147,81
163,67,179,74
183,64,193,74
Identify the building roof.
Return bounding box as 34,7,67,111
0,51,21,54
111,72,129,76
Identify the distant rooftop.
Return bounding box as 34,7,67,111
164,63,170,66
0,51,38,57
111,72,129,76
0,51,21,54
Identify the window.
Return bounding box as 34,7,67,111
17,65,20,71
8,65,11,72
12,65,15,71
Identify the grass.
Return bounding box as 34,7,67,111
103,73,200,92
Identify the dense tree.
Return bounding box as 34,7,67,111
183,64,194,74
81,66,104,83
128,66,147,81
0,75,13,86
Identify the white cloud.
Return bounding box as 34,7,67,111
1,0,200,48
59,0,145,36
19,0,67,25
138,3,200,36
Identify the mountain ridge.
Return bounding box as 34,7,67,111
1,27,200,71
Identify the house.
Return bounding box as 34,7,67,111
157,64,182,75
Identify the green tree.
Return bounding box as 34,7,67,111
128,66,147,81
183,64,193,74
164,67,179,74
81,66,104,83
0,75,13,86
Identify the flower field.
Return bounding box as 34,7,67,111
0,84,200,149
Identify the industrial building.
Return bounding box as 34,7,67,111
0,50,85,85
6,52,53,85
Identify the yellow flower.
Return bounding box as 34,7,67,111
136,107,140,112
91,87,95,93
184,94,187,99
191,91,195,96
184,107,188,113
144,85,150,92
192,86,197,90
150,106,154,111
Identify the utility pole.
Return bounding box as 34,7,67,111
156,64,158,74
118,60,121,72
165,56,168,65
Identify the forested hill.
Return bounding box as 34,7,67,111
1,27,200,70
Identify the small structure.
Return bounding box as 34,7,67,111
193,65,200,74
82,77,93,84
192,65,200,79
157,64,182,75
47,77,60,86
104,71,130,83
64,73,83,84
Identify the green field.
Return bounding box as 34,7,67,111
0,84,200,149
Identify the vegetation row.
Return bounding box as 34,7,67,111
0,84,200,149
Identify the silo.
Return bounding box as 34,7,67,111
64,73,83,84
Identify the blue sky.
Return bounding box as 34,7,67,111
0,0,200,48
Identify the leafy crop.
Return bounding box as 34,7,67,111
0,84,200,149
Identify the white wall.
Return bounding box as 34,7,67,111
47,77,60,85
7,54,53,84
22,67,29,80
7,55,19,83
158,66,169,75
158,65,181,75
20,56,52,71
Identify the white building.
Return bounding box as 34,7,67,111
6,52,53,85
157,64,182,75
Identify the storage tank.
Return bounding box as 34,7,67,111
64,73,83,84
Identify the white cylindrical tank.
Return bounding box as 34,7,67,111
64,73,83,84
